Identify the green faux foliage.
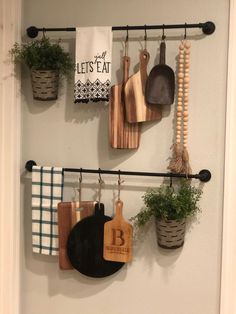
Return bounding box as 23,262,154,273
10,37,74,77
131,179,202,228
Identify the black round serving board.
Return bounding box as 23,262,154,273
67,203,124,278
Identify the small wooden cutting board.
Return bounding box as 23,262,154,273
109,56,141,149
103,200,133,263
58,201,95,270
124,50,162,123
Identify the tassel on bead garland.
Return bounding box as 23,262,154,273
168,143,183,173
182,146,192,174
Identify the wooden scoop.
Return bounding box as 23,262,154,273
103,200,133,263
124,49,162,123
145,41,175,105
109,56,140,149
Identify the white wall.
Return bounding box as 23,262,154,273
20,1,229,313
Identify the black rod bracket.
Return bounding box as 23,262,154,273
25,160,211,182
26,21,215,38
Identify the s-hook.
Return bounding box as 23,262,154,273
117,170,124,201
78,168,83,202
125,25,129,56
162,24,166,41
126,25,129,42
73,168,83,203
97,168,104,205
144,24,147,50
184,22,187,39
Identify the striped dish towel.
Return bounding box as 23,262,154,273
32,166,64,255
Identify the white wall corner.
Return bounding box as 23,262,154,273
220,0,236,313
0,0,22,313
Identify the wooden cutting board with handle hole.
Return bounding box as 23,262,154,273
124,49,162,123
103,200,133,263
57,201,95,270
109,56,141,149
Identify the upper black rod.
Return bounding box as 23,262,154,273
26,21,215,38
25,160,211,182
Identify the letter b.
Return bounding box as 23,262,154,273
112,229,125,246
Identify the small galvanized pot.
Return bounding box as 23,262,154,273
31,69,59,101
156,218,186,249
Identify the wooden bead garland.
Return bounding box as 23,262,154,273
168,39,192,174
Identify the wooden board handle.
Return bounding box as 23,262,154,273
122,56,130,84
139,49,150,93
114,200,124,220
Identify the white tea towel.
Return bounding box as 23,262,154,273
32,166,64,255
74,26,113,103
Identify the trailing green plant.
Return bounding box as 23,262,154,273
131,179,202,228
10,36,74,77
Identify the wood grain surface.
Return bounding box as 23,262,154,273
103,200,133,263
109,56,141,149
124,50,162,123
58,201,95,270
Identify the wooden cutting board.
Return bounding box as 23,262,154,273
71,201,96,221
103,200,133,263
57,201,95,270
124,50,162,123
109,56,141,149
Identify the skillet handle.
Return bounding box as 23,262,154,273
159,41,166,65
122,56,130,84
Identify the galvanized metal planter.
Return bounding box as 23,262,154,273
31,70,59,101
156,218,186,249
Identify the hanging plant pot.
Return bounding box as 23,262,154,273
156,218,186,249
31,69,59,101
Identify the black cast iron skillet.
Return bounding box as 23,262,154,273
67,202,124,278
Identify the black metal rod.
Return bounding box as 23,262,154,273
25,160,211,182
26,21,215,38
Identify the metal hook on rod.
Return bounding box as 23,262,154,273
73,168,83,203
126,25,129,42
79,168,83,183
42,27,46,39
184,22,187,39
144,24,147,50
169,176,173,187
125,25,129,56
97,168,104,205
162,24,166,41
117,170,125,201
78,168,83,202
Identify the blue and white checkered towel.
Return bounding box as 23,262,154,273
32,166,64,255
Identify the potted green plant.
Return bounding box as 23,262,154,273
10,36,74,101
131,179,202,249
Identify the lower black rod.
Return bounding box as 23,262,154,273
26,21,215,38
25,160,211,182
